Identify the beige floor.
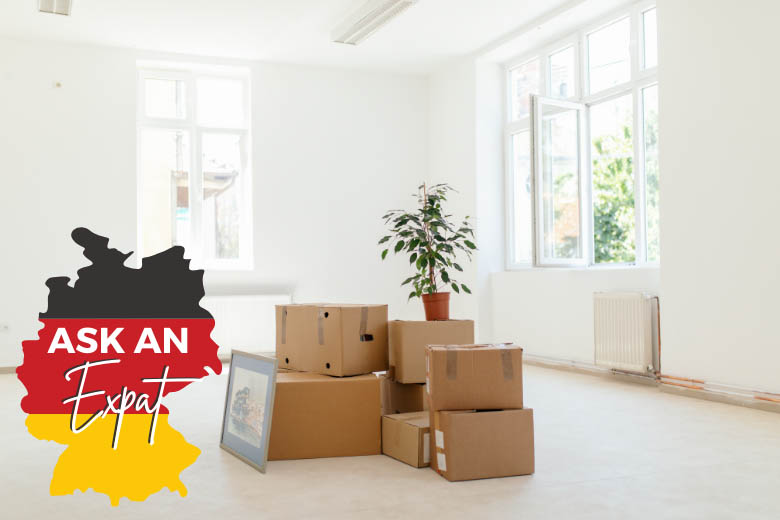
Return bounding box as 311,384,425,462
2,364,780,519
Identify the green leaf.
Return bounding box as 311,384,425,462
401,276,416,286
381,249,388,260
409,252,417,264
464,240,477,250
461,284,471,294
408,291,417,301
441,271,450,283
378,235,391,245
408,238,420,250
394,240,405,253
451,283,460,294
453,263,463,272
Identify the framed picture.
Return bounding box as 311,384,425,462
220,350,278,473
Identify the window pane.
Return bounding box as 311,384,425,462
197,78,245,128
512,131,533,264
591,94,635,264
144,78,186,119
540,106,581,260
643,8,658,69
139,129,191,257
588,17,631,93
643,85,659,261
510,59,540,120
549,46,576,99
202,133,243,260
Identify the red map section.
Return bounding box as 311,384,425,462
18,318,222,414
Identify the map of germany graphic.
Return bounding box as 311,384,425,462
17,228,222,506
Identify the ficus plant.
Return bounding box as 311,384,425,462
378,183,476,300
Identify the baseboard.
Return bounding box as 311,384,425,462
0,366,16,374
524,353,780,414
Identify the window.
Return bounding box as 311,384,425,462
509,59,541,120
506,3,659,268
587,17,631,93
137,65,252,269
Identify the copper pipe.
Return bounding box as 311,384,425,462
661,381,704,390
660,374,706,384
754,396,780,403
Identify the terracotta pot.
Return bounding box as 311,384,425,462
422,292,451,321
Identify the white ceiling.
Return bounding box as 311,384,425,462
0,0,575,74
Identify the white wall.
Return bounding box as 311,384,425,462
0,37,429,367
658,0,780,393
0,39,138,368
427,60,479,325
491,269,660,362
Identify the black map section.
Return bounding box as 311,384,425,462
40,228,212,319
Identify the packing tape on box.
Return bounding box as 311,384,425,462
444,344,515,380
500,349,514,380
317,308,325,345
446,350,458,380
359,306,373,342
281,306,287,344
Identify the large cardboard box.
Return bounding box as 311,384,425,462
426,343,523,411
389,320,474,383
268,371,381,460
382,412,430,468
380,373,427,416
430,409,534,481
276,304,388,376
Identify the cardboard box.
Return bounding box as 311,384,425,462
430,409,534,481
426,343,523,411
276,304,388,376
389,320,474,383
382,412,430,468
380,373,427,416
268,371,381,460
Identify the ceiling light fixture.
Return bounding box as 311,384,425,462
332,0,417,45
38,0,73,16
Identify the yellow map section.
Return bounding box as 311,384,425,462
26,413,200,506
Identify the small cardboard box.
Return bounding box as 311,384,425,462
426,343,523,411
430,409,534,481
380,373,427,416
382,412,430,468
276,303,388,376
389,320,474,383
268,371,381,460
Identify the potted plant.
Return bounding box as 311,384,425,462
378,183,476,321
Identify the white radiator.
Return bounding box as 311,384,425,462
201,294,291,359
594,292,658,373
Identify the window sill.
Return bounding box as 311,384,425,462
504,263,660,272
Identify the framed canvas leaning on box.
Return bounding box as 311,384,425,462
220,350,278,472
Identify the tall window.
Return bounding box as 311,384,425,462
137,65,253,269
506,3,658,267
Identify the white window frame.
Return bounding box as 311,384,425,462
136,65,254,271
505,1,658,270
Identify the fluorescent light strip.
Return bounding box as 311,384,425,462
332,0,417,45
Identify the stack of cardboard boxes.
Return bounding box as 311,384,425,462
380,319,474,468
426,343,534,481
267,303,534,482
268,304,387,460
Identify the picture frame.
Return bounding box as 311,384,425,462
220,350,278,473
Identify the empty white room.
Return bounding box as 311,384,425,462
1,0,779,518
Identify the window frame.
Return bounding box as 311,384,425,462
136,66,254,271
504,1,658,270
